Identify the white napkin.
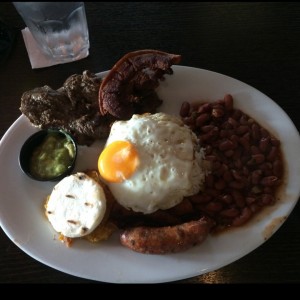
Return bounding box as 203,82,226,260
21,27,89,69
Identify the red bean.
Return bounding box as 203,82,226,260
212,107,225,118
230,138,239,149
232,147,242,160
273,160,283,177
212,161,222,171
263,187,273,194
199,131,214,143
267,146,278,161
242,166,249,176
228,117,239,127
251,170,262,185
234,159,243,170
251,154,265,164
219,194,233,204
249,203,260,214
223,170,233,182
220,122,231,131
239,115,249,125
205,155,218,162
201,125,215,133
259,194,275,205
220,129,228,138
259,137,270,153
224,150,234,157
232,190,245,207
219,139,235,151
232,207,252,226
205,174,214,188
260,176,279,186
270,138,280,146
204,145,212,155
216,99,225,105
180,101,190,117
220,208,239,218
246,197,256,205
182,116,194,126
224,94,233,111
251,146,260,155
214,179,226,190
251,123,261,141
197,102,211,114
205,188,220,198
236,125,249,135
196,113,210,126
205,202,223,212
260,128,270,138
231,169,244,181
190,194,212,204
229,181,245,190
231,109,242,120
239,133,250,150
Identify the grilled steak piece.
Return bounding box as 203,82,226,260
20,70,114,145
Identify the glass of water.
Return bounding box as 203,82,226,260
13,2,90,62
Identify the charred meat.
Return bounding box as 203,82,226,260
20,71,113,145
99,49,181,119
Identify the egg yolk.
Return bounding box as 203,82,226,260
98,140,139,183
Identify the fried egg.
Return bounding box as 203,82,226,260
45,172,106,238
98,112,206,214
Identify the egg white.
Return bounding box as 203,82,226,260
102,113,206,214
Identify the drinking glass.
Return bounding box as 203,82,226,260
13,2,90,62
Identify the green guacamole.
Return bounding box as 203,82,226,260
29,133,76,179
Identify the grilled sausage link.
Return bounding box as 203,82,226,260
120,216,214,254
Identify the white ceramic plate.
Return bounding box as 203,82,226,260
1,65,300,283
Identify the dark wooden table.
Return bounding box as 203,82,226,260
1,2,300,284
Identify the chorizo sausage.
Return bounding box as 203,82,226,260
120,216,214,254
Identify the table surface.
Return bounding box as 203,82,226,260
0,2,300,284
